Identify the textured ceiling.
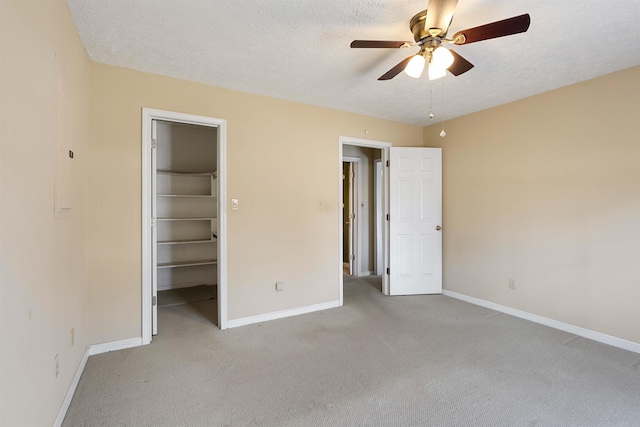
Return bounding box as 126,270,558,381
66,0,640,126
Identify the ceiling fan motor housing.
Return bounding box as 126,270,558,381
410,10,443,43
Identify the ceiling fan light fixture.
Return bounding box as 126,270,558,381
427,46,454,80
432,46,454,69
404,54,426,78
428,63,447,80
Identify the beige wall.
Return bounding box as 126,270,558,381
0,0,90,425
424,66,640,343
88,63,423,344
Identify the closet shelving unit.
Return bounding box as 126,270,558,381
156,170,218,288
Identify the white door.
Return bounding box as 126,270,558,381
389,147,442,295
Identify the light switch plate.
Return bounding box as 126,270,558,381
231,199,239,210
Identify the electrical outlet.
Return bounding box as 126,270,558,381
71,328,74,347
275,281,284,292
509,278,517,290
231,198,239,210
54,354,59,378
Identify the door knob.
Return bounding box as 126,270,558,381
436,225,442,231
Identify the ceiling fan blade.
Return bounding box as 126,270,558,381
378,56,414,80
452,14,531,45
447,50,474,76
351,40,412,49
424,0,459,36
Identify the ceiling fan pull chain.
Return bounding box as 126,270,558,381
429,89,434,119
440,80,447,138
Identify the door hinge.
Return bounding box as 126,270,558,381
386,160,390,167
350,172,355,179
386,267,390,275
151,217,157,227
386,214,390,221
152,296,157,306
351,254,355,261
350,213,355,219
151,138,157,149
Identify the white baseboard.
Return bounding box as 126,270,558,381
443,290,640,354
358,271,374,277
227,300,341,329
88,337,143,356
54,347,90,427
54,337,144,425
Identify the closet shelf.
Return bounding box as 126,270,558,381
157,194,216,198
158,238,215,245
157,170,217,177
157,259,218,269
157,217,216,221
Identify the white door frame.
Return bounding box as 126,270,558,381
342,156,359,276
374,159,383,276
338,136,391,304
142,108,228,344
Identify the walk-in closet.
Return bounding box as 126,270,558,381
153,120,218,331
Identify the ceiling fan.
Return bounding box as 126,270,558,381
350,0,530,81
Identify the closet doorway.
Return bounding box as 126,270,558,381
142,109,227,345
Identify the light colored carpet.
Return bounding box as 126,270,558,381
157,285,216,308
63,275,640,426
